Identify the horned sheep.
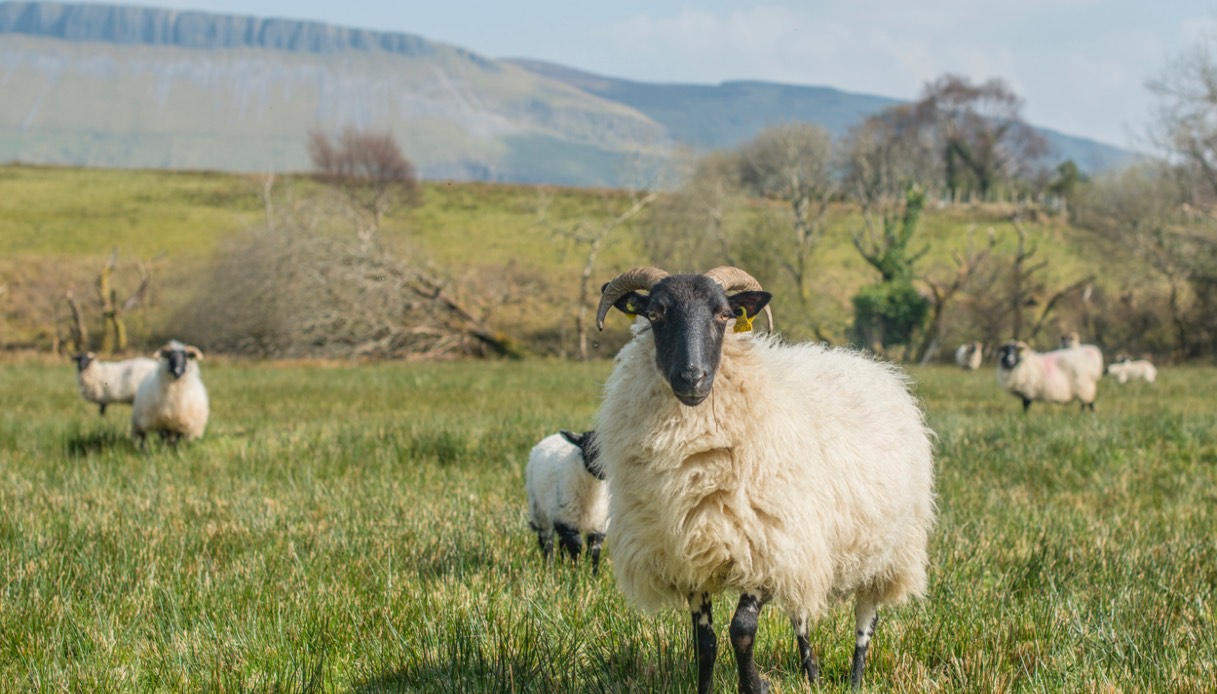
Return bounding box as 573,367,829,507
73,352,159,416
996,340,1103,413
524,430,609,575
131,341,209,448
594,266,935,692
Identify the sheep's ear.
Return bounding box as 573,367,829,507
729,291,772,321
613,291,649,317
185,346,203,360
559,430,583,447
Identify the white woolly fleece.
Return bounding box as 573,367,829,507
526,433,609,537
131,356,209,441
595,326,935,622
1107,359,1157,384
998,345,1103,405
77,357,159,408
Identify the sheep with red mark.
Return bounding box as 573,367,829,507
996,340,1103,413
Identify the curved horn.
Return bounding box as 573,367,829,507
703,266,775,331
703,266,763,292
596,267,670,330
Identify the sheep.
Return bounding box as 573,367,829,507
1059,331,1104,375
131,341,209,448
73,352,159,416
593,266,935,692
954,341,983,370
1106,358,1157,384
524,430,609,575
996,340,1103,413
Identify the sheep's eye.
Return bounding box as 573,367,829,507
718,310,734,322
646,309,663,322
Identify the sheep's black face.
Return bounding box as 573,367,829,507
74,353,95,372
998,343,1021,370
162,349,189,379
614,276,771,407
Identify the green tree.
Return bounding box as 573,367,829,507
850,187,931,354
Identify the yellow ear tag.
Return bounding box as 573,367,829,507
733,307,755,333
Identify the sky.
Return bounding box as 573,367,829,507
66,0,1217,150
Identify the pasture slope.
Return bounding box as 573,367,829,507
0,163,1106,353
1,357,1214,691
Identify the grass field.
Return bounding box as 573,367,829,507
1,357,1215,692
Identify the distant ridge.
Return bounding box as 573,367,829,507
0,0,490,65
0,1,1135,184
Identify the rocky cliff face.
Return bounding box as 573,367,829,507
0,1,491,64
0,2,666,184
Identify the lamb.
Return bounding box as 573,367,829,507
954,341,983,370
1106,358,1157,384
594,266,935,692
524,430,609,575
996,340,1103,413
73,352,159,416
131,341,209,448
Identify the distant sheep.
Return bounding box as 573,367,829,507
997,340,1103,413
74,352,158,416
131,341,209,448
954,341,983,370
525,430,609,575
594,266,935,691
1060,331,1104,374
1107,358,1157,384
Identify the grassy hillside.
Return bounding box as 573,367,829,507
0,163,1126,357
1,359,1214,690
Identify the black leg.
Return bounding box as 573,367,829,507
586,532,605,576
690,592,716,694
791,615,819,687
530,521,553,563
555,522,582,563
98,403,107,416
850,602,879,690
135,431,147,452
1022,397,1032,413
729,592,769,694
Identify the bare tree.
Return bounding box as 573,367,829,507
1148,40,1217,203
736,123,837,320
1007,219,1048,340
95,249,150,353
1072,163,1206,357
915,226,998,363
643,149,745,271
840,105,941,210
64,290,88,354
559,189,658,360
308,127,421,234
913,74,1050,199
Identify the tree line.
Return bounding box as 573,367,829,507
40,56,1217,363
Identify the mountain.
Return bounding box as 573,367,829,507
508,59,1134,176
0,1,1132,186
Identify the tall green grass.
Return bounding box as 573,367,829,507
1,359,1214,691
